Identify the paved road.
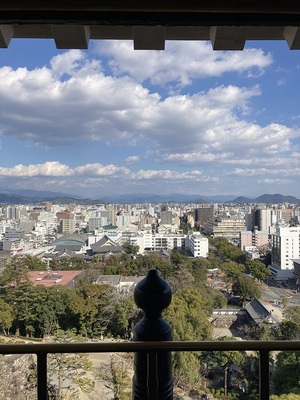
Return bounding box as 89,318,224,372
260,278,300,305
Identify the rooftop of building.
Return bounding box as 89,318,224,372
27,270,85,287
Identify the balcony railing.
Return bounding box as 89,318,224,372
1,340,300,400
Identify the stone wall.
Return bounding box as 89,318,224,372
0,354,37,400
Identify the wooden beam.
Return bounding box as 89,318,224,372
210,26,246,50
0,25,14,47
2,1,300,13
134,26,165,50
284,26,300,49
51,25,90,49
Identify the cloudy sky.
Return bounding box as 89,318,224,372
0,38,299,199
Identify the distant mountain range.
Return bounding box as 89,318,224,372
0,189,103,205
100,193,235,204
232,193,300,204
0,189,299,205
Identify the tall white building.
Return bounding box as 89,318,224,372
256,208,282,233
271,226,300,271
185,231,209,258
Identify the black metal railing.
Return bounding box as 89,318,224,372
1,339,300,400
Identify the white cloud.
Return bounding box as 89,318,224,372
257,178,291,185
125,155,140,164
0,50,296,172
132,169,218,182
277,78,286,86
0,43,299,198
74,163,131,176
0,161,72,177
50,50,85,77
96,41,272,87
228,166,300,177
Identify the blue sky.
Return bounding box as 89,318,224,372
0,38,299,199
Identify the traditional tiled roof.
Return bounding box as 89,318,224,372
245,298,280,325
90,235,123,254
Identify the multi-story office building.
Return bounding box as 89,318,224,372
4,227,25,240
254,208,281,233
60,218,75,235
89,217,109,232
194,206,214,227
203,215,247,239
240,229,268,250
281,208,294,224
160,210,173,225
125,230,208,258
271,226,300,276
125,231,185,254
3,206,21,221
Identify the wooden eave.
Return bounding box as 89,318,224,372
1,1,300,50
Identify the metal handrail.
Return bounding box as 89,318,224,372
1,340,300,400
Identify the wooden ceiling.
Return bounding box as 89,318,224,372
1,1,300,50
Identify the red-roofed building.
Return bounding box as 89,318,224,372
27,270,85,288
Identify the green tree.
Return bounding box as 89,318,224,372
273,351,300,395
220,261,245,279
0,298,14,334
164,288,213,389
273,320,300,340
122,241,139,255
74,281,116,337
271,395,300,400
240,355,260,399
213,237,246,263
107,298,139,338
202,337,246,396
284,306,300,325
97,354,131,400
232,274,261,304
245,259,271,282
20,255,48,270
69,256,87,269
281,296,290,309
2,279,35,336
212,290,227,309
0,256,31,288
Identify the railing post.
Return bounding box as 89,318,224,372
37,351,48,400
132,269,173,400
259,349,270,400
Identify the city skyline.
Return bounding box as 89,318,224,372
0,39,300,199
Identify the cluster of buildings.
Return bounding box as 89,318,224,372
0,202,209,273
1,200,300,282
186,202,300,281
